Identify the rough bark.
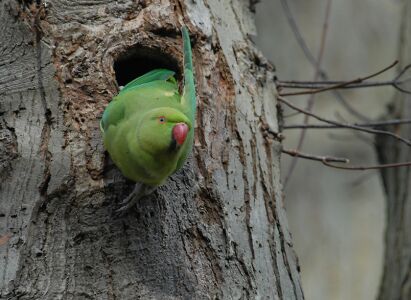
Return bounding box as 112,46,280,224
376,1,411,299
0,0,303,299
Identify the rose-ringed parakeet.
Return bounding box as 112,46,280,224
100,26,196,214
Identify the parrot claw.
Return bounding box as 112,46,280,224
113,182,156,217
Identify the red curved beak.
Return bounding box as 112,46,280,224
172,123,189,146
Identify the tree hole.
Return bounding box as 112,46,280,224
114,46,180,87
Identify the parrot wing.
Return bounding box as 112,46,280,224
175,26,196,171
181,26,196,123
100,98,125,133
120,69,176,94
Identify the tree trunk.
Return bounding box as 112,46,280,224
0,0,303,299
376,1,411,299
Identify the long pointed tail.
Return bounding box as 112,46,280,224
182,26,196,122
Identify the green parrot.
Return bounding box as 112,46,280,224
100,26,196,214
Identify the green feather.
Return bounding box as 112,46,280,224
100,98,125,133
182,26,196,123
101,26,196,186
120,69,175,94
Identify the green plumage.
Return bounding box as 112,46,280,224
101,26,195,187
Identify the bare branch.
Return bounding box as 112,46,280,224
278,80,395,89
279,0,370,121
282,148,349,163
283,149,411,170
277,63,411,95
283,0,332,188
322,160,411,170
282,148,411,171
279,60,399,97
277,95,411,147
279,0,323,72
283,118,411,129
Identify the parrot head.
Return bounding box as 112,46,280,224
138,107,191,155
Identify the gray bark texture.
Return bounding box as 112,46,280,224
0,0,304,299
377,1,411,299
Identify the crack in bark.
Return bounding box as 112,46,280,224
269,236,283,299
248,134,258,261
190,226,223,286
277,220,298,299
233,126,255,292
33,3,53,199
260,139,283,299
269,144,300,299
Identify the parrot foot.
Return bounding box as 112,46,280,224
114,183,156,216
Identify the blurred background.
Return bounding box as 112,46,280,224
255,1,402,299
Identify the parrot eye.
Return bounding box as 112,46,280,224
158,116,166,124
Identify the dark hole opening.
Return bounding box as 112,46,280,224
114,47,180,87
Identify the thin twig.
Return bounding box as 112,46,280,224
282,148,411,170
322,160,411,170
277,96,411,147
278,79,411,95
277,63,411,95
283,0,332,188
333,112,374,145
279,0,370,121
280,61,399,97
279,0,320,70
283,118,411,129
278,80,396,89
282,149,349,163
